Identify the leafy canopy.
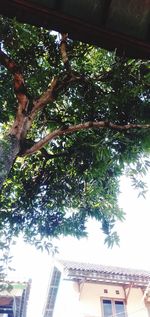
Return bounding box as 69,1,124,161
0,15,150,247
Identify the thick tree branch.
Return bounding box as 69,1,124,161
0,49,29,139
29,72,81,120
0,135,20,190
0,49,21,74
29,33,75,119
23,121,150,156
0,50,80,139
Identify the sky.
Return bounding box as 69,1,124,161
8,172,150,317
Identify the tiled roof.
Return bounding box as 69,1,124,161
59,260,150,287
0,280,31,317
0,297,13,306
60,260,150,278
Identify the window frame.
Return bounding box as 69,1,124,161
101,297,127,317
44,266,61,317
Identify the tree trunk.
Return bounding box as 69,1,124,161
0,135,20,190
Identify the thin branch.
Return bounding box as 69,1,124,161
23,121,150,156
29,76,58,120
29,33,73,119
60,33,71,72
40,148,71,159
19,33,77,120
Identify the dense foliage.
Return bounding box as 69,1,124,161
0,15,150,247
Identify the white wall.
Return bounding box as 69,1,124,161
53,280,149,317
79,282,125,317
53,279,81,317
127,287,148,317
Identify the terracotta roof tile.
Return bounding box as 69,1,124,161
0,297,13,306
60,260,150,279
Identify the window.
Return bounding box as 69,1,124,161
104,289,108,294
115,290,120,295
44,267,61,317
103,299,112,317
102,299,126,317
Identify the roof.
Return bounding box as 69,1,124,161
0,0,150,58
0,280,31,317
0,282,28,297
60,260,150,277
59,260,150,287
0,297,13,306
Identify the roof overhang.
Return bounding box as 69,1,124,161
64,269,150,288
0,0,150,59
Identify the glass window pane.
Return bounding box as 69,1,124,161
103,300,113,317
51,268,61,286
115,301,126,317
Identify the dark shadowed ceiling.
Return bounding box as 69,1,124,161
0,0,150,58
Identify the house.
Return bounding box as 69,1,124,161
43,260,150,317
0,280,31,317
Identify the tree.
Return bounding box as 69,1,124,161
0,228,14,291
0,15,150,246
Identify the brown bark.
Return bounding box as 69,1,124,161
0,45,149,190
0,50,29,189
29,77,58,121
60,33,71,72
23,121,150,156
0,49,29,139
0,37,81,191
0,135,20,190
0,48,81,189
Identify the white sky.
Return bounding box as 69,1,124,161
8,172,150,317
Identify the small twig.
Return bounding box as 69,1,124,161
40,148,71,160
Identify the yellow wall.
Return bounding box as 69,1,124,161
53,280,149,317
79,282,125,317
76,281,148,317
126,287,148,317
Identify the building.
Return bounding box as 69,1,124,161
0,280,31,317
43,260,150,317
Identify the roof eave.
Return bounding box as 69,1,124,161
0,0,150,59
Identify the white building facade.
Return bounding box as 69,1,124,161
43,260,150,317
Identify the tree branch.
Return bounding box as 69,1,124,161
29,76,58,120
23,121,150,156
0,49,29,139
0,49,21,75
60,33,71,72
29,72,81,120
29,33,76,119
0,50,80,135
40,148,71,160
0,49,80,140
